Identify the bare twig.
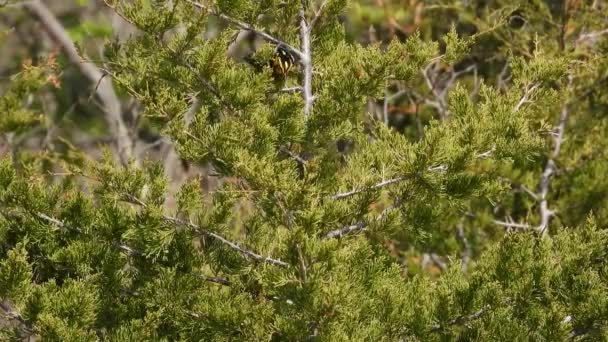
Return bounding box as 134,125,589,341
23,0,133,166
520,184,539,201
421,60,475,120
35,211,140,256
513,82,540,112
496,60,511,91
475,147,495,159
429,253,448,272
536,74,573,237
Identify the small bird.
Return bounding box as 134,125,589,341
244,44,297,82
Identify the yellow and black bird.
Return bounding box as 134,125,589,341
243,44,297,82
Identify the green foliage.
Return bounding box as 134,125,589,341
2,0,608,340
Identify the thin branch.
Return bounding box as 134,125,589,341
279,145,307,166
429,304,491,332
330,176,408,200
330,154,494,201
325,202,398,239
125,194,289,267
497,60,510,91
164,215,289,267
513,82,540,112
281,86,303,93
475,146,495,159
299,0,314,117
309,0,329,30
520,184,539,201
537,76,572,237
420,60,475,120
537,109,567,237
325,221,367,239
35,211,140,256
493,219,533,230
35,210,231,284
184,0,303,60
429,253,448,272
23,0,133,166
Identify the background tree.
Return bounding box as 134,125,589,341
1,0,607,340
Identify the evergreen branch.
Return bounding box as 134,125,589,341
330,150,493,201
299,0,314,118
184,0,303,60
125,194,289,267
35,212,141,256
34,211,232,284
22,0,134,167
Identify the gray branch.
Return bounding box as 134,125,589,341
125,194,289,267
513,82,540,112
300,0,314,117
164,215,289,267
23,0,133,166
330,176,409,200
536,75,573,237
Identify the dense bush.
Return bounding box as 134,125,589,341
1,0,607,340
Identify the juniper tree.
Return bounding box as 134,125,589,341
1,0,608,340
